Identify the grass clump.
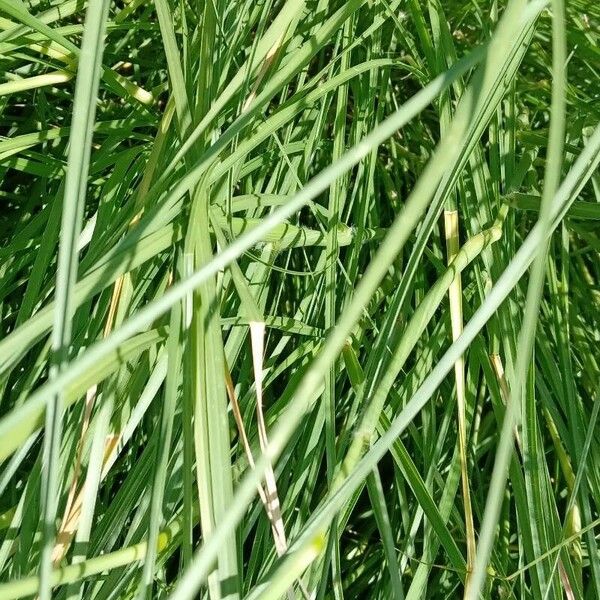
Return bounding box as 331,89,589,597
0,0,599,598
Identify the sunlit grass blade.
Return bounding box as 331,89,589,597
38,0,111,598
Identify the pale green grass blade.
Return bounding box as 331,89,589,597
38,1,111,598
467,0,568,595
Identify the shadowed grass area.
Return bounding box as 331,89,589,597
0,0,599,599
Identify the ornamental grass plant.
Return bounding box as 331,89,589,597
0,0,599,598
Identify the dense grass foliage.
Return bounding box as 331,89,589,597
1,0,599,598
